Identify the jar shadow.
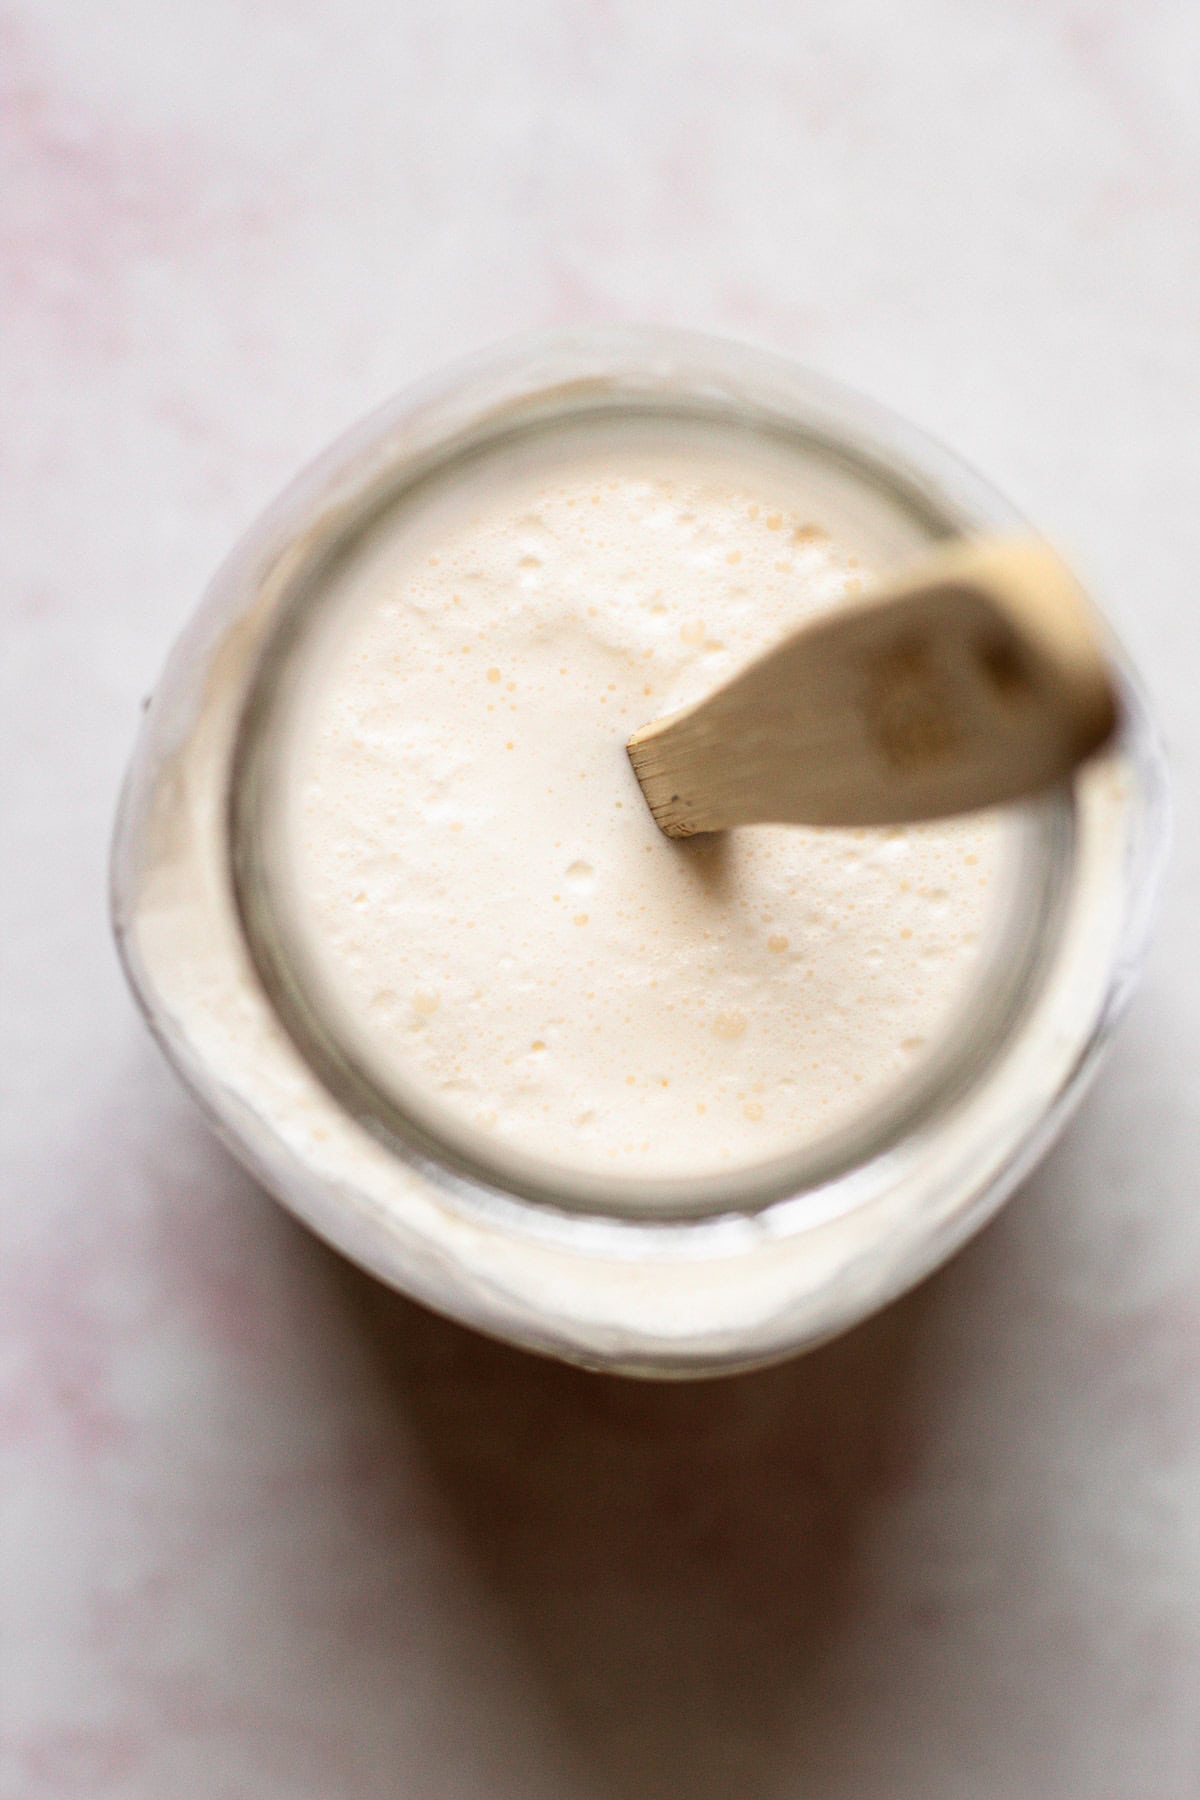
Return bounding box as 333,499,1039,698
121,997,1184,1794
334,1254,940,1800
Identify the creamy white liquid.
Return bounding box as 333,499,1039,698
279,427,1002,1179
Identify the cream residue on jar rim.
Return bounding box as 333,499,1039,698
273,428,1004,1179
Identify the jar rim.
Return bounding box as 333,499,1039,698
233,332,1084,1224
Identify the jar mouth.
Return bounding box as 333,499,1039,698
227,346,1081,1224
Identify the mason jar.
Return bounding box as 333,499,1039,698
111,328,1168,1376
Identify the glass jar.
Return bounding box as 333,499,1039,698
111,328,1168,1376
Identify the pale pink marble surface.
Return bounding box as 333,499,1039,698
4,2,1200,1794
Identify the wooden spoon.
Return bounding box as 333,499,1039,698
627,536,1118,837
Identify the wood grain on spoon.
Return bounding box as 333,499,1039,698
627,536,1119,837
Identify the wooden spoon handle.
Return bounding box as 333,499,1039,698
627,537,1119,837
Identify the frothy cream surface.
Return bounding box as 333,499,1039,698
284,431,1002,1178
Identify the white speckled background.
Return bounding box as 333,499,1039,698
3,2,1199,1795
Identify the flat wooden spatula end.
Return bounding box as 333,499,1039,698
626,536,1119,837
